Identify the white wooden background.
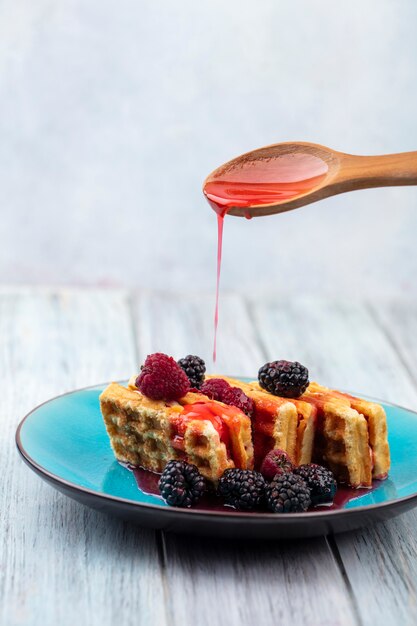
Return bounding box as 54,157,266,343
1,1,417,297
1,287,417,626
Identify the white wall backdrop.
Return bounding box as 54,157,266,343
0,1,416,297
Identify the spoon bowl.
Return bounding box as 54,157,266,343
203,141,417,218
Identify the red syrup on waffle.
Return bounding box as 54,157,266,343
125,464,379,513
203,151,328,362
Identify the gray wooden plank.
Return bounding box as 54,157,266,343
132,291,357,626
371,298,417,388
251,295,417,626
0,289,167,626
249,295,417,407
163,534,357,626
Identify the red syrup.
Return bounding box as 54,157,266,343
316,484,374,511
127,464,379,513
203,151,328,362
213,212,225,362
176,401,231,449
131,467,231,512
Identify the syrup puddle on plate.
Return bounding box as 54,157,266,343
129,465,379,513
203,151,329,362
131,467,231,512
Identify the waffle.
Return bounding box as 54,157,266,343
100,373,389,489
302,392,372,487
307,382,390,481
99,382,254,483
219,378,389,488
208,376,314,466
248,380,388,487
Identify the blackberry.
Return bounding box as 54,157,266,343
178,355,206,389
266,472,311,513
159,460,206,507
258,360,309,398
260,448,293,481
217,468,266,510
293,464,337,505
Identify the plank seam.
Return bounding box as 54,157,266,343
366,302,417,391
156,531,172,626
326,535,363,626
128,291,171,625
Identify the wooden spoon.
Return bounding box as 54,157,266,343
203,141,417,218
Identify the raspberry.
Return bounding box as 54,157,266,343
266,472,311,513
217,469,266,510
260,449,293,481
258,360,309,398
135,352,190,401
159,460,206,507
222,387,254,419
200,378,254,418
200,378,230,401
177,355,206,389
293,464,337,505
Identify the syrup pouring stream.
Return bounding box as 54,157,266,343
213,213,224,362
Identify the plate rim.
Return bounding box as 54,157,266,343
15,380,417,523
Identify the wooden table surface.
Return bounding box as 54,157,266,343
1,287,417,626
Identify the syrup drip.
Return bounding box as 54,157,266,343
179,400,230,447
204,151,328,362
213,212,225,362
178,400,245,466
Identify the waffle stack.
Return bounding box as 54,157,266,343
207,376,316,467
100,382,254,483
100,373,390,489
305,382,390,484
227,378,390,488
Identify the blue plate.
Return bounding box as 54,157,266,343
16,380,417,538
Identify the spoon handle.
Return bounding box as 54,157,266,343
338,151,417,191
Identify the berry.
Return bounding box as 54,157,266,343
135,352,190,401
258,360,309,398
222,387,255,419
159,460,206,507
260,448,293,481
200,378,231,401
293,464,337,505
217,469,266,510
200,378,254,418
265,472,311,513
177,355,206,389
